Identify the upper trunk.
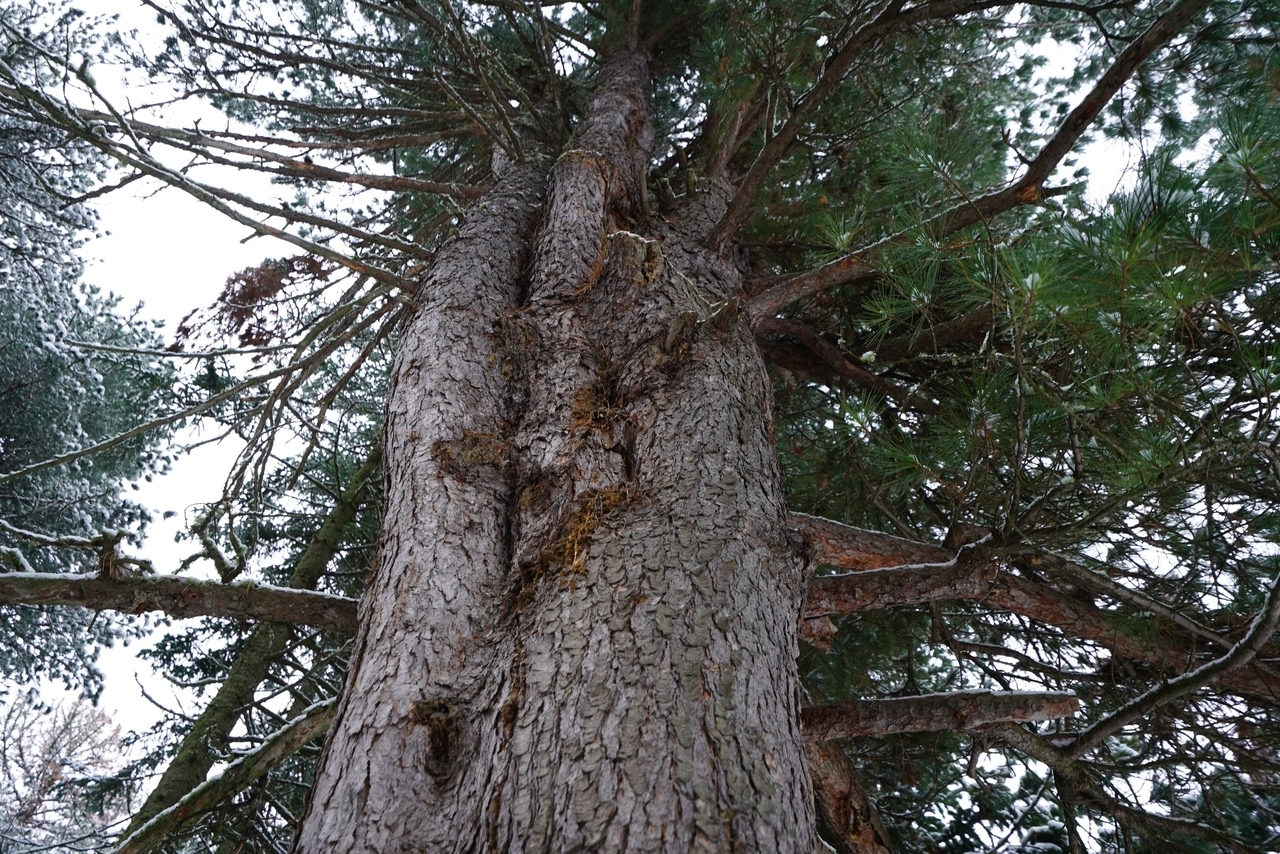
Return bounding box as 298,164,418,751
296,46,814,853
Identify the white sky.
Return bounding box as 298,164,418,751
47,3,300,734
81,185,280,735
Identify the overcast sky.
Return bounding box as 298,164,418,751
78,186,280,731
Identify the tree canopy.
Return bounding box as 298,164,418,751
1,0,1279,851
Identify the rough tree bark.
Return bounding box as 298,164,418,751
296,42,815,853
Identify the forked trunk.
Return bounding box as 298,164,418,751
295,47,815,852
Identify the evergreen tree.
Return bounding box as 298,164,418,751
2,1,1280,850
0,0,171,696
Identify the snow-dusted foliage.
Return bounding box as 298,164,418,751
0,1,172,694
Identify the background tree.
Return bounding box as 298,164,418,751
2,0,1279,851
0,690,134,851
0,0,172,697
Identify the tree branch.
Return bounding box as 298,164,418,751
1031,551,1237,655
802,690,1080,741
806,741,897,854
711,0,1018,246
745,0,1213,317
49,103,485,199
0,297,383,490
749,257,877,324
124,443,380,831
986,722,1257,854
114,700,334,854
0,74,405,287
0,573,357,634
942,0,1213,234
1065,565,1280,761
804,555,995,617
790,511,950,570
870,305,996,363
757,317,939,413
801,555,1280,703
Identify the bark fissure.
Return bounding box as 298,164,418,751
295,156,547,851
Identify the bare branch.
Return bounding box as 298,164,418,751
188,143,483,198
802,690,1080,741
0,324,355,489
0,76,406,286
0,572,357,634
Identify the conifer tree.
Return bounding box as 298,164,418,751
0,0,171,697
3,1,1280,851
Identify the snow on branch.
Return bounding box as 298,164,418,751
987,723,1258,854
0,356,308,488
0,572,357,634
801,690,1080,742
1063,564,1280,761
114,700,335,854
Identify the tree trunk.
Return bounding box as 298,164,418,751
296,46,815,853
